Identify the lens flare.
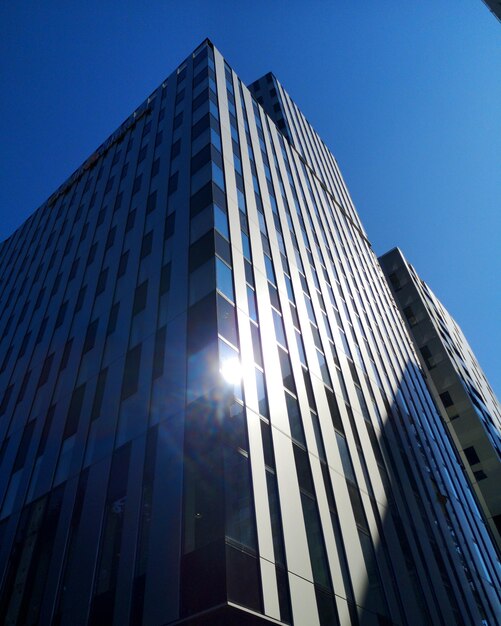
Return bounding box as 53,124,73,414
219,356,242,385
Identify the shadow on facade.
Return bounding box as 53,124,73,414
352,360,500,626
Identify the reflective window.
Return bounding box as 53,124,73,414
216,258,234,302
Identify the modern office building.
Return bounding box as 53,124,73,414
0,39,499,626
380,247,501,554
481,0,501,21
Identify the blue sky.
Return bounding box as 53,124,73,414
1,2,499,396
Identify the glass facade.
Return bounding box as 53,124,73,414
0,39,499,625
380,247,501,556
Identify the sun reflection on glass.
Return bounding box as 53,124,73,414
219,356,242,385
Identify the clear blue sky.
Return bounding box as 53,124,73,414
1,2,500,397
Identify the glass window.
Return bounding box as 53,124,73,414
300,492,331,591
247,286,258,323
219,339,242,401
117,251,129,278
256,368,268,417
336,432,356,482
241,232,251,261
133,281,148,315
216,258,234,302
214,204,229,239
91,368,108,421
278,348,295,393
121,344,142,400
152,326,166,380
83,319,99,354
212,162,225,191
273,310,286,347
224,447,257,552
217,295,238,347
285,392,305,446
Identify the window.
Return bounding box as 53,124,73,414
0,384,14,415
164,214,175,240
121,344,142,400
151,157,160,178
36,317,48,344
140,231,153,259
168,172,179,195
273,310,286,347
173,112,183,129
17,370,31,404
12,421,35,471
474,470,487,481
95,268,108,296
69,258,79,281
117,251,129,278
75,286,86,312
105,226,116,250
439,391,453,408
34,288,45,310
216,258,234,302
152,326,166,379
133,281,148,315
104,176,114,194
160,262,171,295
0,346,12,373
96,209,105,227
403,305,417,326
91,368,108,420
146,190,157,214
336,433,356,482
114,191,123,212
107,302,120,336
60,338,73,371
171,139,181,159
217,295,238,346
256,368,268,417
125,209,136,232
285,392,305,446
214,204,229,239
87,242,97,266
83,319,99,354
463,446,480,466
132,174,142,194
64,384,86,438
278,348,295,393
38,353,54,388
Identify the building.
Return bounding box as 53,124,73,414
481,0,501,21
380,247,501,554
0,39,499,626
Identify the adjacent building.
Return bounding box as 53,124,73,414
481,0,501,21
0,39,499,626
380,247,501,554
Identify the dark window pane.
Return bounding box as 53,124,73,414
91,368,108,421
133,281,148,315
64,384,86,438
300,492,332,591
140,231,153,259
83,319,99,353
118,251,129,278
152,326,166,379
160,263,171,295
107,302,119,335
121,345,142,400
